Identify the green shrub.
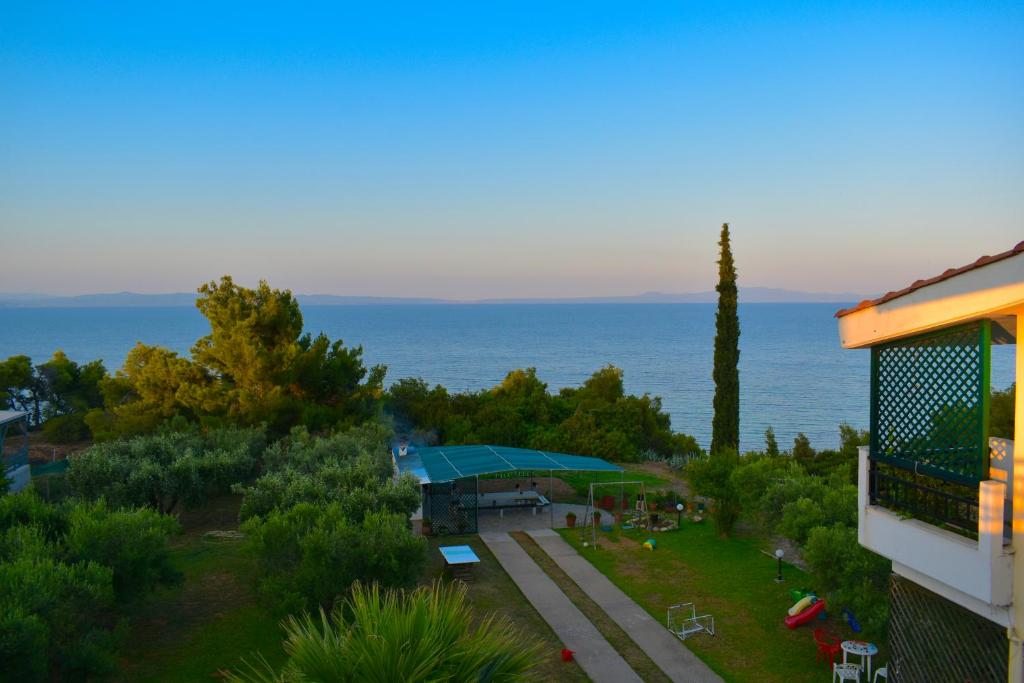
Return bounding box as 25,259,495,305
0,487,69,541
67,427,264,513
243,503,426,614
228,581,539,683
0,535,116,681
687,448,741,536
235,424,418,522
804,523,891,636
0,491,181,680
778,497,826,544
41,413,90,443
65,501,181,602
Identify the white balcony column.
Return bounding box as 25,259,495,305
1010,309,1024,683
858,445,870,546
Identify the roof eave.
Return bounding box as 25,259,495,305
837,251,1024,348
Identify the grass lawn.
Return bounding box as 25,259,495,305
422,536,590,682
116,497,286,681
558,522,860,683
116,494,590,682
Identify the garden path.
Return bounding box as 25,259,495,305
479,531,642,683
526,528,723,683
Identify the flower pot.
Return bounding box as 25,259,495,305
566,514,577,528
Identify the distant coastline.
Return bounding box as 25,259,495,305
0,286,867,308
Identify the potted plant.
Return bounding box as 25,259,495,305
420,517,432,536
566,511,577,528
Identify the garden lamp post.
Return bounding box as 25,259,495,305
774,548,784,583
676,502,684,528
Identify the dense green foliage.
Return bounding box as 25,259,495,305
1,277,385,441
992,383,1016,439
4,276,700,466
688,424,890,636
764,426,780,457
0,491,180,681
710,223,740,455
243,505,425,616
229,581,539,683
687,448,742,535
235,424,419,522
67,427,265,514
237,424,425,614
387,366,700,462
90,277,386,438
0,351,106,440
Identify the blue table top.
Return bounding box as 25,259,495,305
439,545,480,565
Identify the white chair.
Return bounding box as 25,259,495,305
833,662,863,682
873,665,887,682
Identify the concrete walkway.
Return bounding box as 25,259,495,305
526,528,723,683
479,532,642,683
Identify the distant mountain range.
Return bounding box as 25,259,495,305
0,287,866,308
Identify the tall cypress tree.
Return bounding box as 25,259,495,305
710,223,740,455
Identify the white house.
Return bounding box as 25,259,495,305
837,241,1023,682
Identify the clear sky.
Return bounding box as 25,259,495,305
1,2,1021,299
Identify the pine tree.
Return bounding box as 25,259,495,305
764,426,779,457
710,223,740,455
792,432,815,460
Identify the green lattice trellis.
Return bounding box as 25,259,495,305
423,478,478,536
870,321,991,485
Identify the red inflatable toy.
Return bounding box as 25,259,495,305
785,598,826,629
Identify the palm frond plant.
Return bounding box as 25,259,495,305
226,580,540,682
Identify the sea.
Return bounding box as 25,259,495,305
0,304,1015,451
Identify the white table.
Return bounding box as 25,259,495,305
841,640,878,679
478,490,550,517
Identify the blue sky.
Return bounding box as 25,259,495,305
1,2,1021,298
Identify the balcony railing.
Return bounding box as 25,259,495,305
858,446,1013,626
870,465,980,539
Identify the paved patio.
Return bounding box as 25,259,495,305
477,502,588,533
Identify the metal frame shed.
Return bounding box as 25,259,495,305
394,444,623,535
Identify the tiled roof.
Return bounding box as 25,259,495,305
835,241,1024,318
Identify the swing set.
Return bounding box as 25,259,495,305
580,480,651,547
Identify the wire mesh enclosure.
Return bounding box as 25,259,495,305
870,321,991,485
423,478,478,535
889,574,1006,683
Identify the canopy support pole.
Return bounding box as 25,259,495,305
549,469,553,528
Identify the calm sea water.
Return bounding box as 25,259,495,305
1,304,1014,451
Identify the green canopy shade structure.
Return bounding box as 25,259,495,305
394,444,623,536
410,444,623,484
